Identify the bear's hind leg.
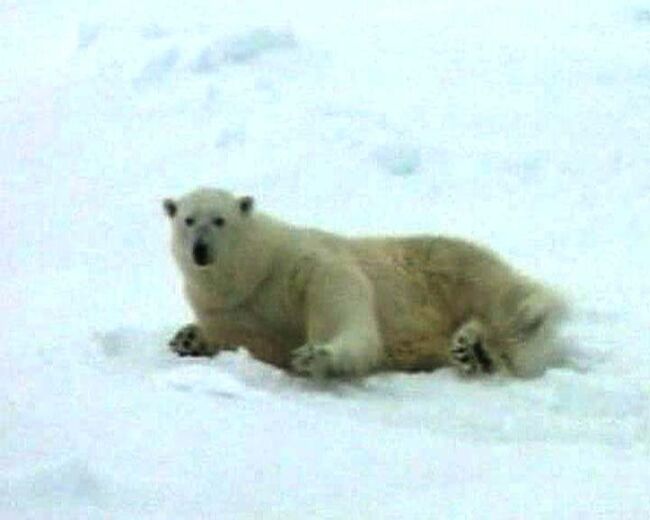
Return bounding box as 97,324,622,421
502,286,567,376
449,319,496,375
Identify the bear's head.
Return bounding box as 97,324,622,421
163,188,255,271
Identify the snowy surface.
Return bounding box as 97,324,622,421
1,0,649,518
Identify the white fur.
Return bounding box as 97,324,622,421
165,188,567,378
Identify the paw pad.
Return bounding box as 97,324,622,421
450,325,494,375
169,324,210,357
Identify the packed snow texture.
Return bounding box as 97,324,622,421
1,0,649,518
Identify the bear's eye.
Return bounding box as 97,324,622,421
213,217,226,227
184,217,195,227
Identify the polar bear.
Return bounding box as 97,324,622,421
163,188,566,378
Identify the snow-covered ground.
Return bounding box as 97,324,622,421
2,0,649,517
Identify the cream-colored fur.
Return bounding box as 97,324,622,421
164,188,566,378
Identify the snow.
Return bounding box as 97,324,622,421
1,0,649,518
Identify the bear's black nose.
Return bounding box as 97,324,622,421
192,241,211,266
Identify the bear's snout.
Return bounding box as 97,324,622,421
192,240,212,267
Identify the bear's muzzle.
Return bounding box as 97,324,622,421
192,240,212,267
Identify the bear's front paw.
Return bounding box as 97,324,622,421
450,321,494,375
169,324,215,357
291,344,335,378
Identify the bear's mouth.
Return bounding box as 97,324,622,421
192,241,212,267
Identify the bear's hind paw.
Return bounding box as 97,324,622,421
450,321,495,375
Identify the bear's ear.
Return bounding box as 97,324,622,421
238,196,254,215
163,198,177,218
